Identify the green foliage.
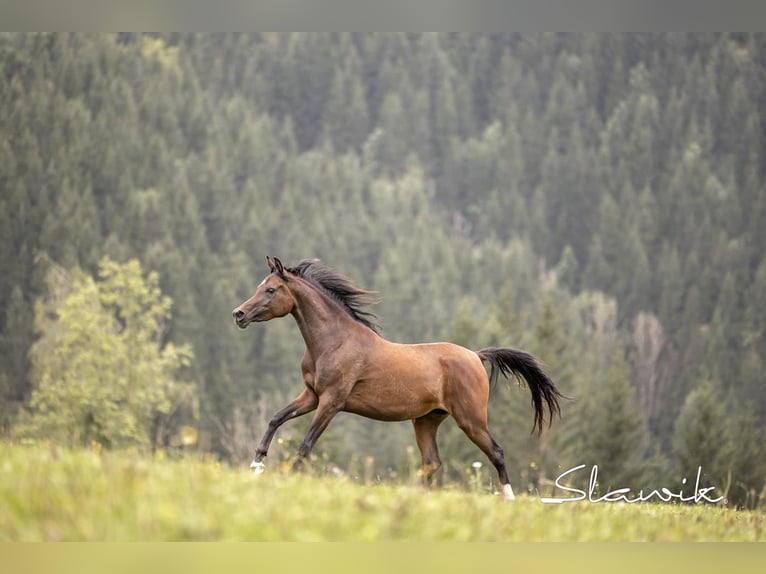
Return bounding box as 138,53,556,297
673,381,728,488
726,409,766,508
566,350,646,490
18,258,196,449
674,381,766,508
1,33,765,494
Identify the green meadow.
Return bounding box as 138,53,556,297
1,443,763,542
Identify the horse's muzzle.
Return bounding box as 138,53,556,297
233,306,267,328
232,307,250,328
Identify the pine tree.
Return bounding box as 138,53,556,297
557,349,645,492
673,381,728,492
741,259,766,421
725,408,766,508
583,236,611,293
655,243,683,337
705,273,743,395
376,93,410,175
323,43,369,153
0,287,34,406
554,245,579,292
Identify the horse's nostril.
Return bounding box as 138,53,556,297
233,308,245,320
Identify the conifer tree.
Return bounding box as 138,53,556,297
557,348,645,492
673,381,728,492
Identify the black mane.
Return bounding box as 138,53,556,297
286,259,381,334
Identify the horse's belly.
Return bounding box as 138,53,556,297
342,377,443,422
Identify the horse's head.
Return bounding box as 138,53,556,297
232,257,295,328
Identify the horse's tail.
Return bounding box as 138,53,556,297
477,347,568,436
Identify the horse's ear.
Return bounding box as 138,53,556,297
266,256,276,272
273,257,285,275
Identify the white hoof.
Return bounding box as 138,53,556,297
502,483,516,501
250,460,265,475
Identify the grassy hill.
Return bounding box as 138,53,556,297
1,443,763,542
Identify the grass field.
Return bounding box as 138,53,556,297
1,443,764,542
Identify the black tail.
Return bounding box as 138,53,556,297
477,347,568,436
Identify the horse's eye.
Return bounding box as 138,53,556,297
266,287,276,295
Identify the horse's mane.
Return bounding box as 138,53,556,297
286,259,381,334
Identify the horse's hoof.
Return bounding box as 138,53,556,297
250,460,266,475
502,484,516,501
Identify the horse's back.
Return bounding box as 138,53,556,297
406,341,485,373
379,340,484,376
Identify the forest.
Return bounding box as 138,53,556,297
1,33,765,507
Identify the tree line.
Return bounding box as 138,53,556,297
1,33,764,507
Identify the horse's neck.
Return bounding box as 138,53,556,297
289,279,358,357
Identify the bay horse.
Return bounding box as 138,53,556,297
232,257,566,500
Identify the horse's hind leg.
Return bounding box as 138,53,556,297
412,410,448,485
451,409,515,500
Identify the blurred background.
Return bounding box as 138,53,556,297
1,33,765,507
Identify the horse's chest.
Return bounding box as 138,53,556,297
303,370,316,391
302,363,343,394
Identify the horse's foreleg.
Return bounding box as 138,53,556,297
291,397,342,471
252,388,318,469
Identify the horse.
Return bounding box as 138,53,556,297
232,256,566,500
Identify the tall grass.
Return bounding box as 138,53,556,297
1,443,763,541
